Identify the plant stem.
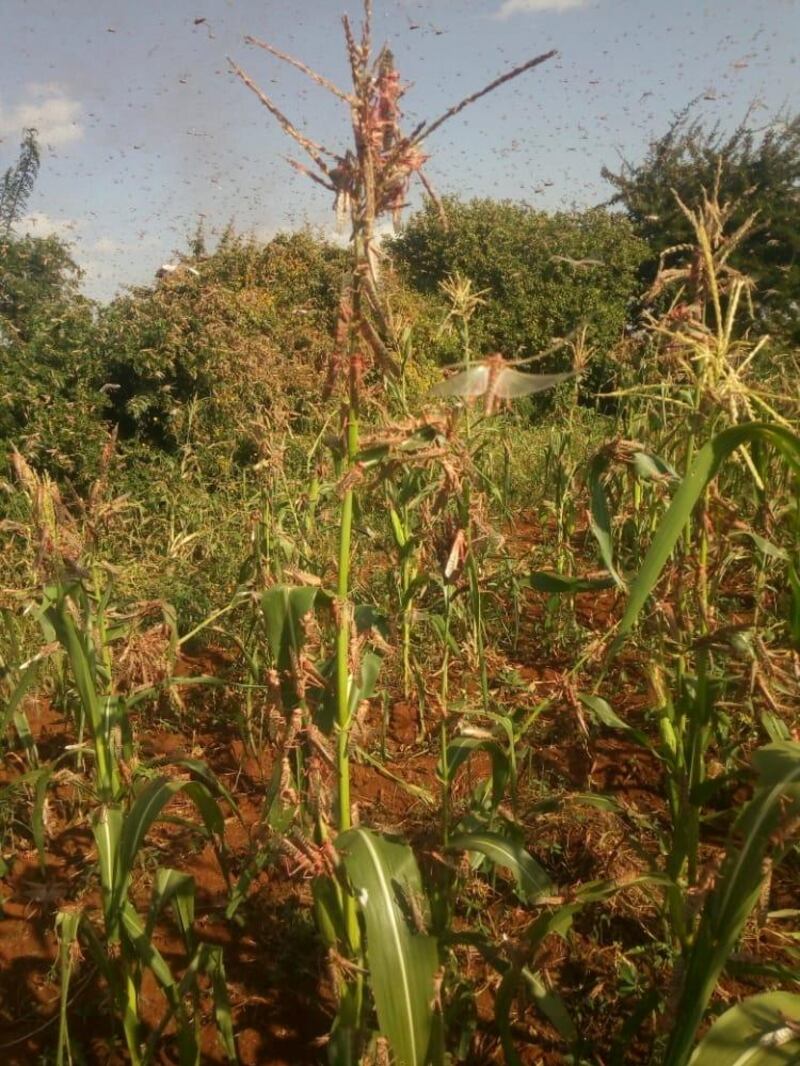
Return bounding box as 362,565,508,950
335,478,356,833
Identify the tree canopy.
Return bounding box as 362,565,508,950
389,197,648,385
95,229,347,470
0,128,40,235
1,231,103,485
603,108,800,340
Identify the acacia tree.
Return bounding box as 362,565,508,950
0,127,40,235
603,108,800,340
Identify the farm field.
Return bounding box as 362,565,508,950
1,2,799,1064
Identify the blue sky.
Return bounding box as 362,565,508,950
2,0,798,301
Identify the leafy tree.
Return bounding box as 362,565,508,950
388,196,648,391
0,128,40,235
95,229,347,469
603,108,800,340
1,131,107,489
0,231,105,486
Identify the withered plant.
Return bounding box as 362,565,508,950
231,4,557,1059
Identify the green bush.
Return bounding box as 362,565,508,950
603,108,800,342
0,232,107,488
388,197,649,391
95,228,347,471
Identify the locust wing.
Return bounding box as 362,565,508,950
431,365,490,399
493,369,573,398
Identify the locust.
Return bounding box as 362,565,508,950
431,351,574,414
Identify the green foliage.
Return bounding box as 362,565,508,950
663,742,800,1066
603,108,800,340
613,422,800,652
389,196,648,384
689,992,800,1066
0,231,105,486
95,229,346,468
1,36,799,1063
338,827,439,1066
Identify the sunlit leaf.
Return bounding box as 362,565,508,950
338,828,438,1066
689,991,800,1066
447,831,552,902
613,423,800,654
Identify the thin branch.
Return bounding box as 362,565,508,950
361,0,373,61
285,157,336,192
245,36,354,104
359,314,397,377
228,58,337,175
409,49,557,146
417,168,448,228
363,270,393,336
342,15,361,88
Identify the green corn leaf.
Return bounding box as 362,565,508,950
447,831,552,902
613,423,800,654
632,450,678,482
113,778,224,918
732,530,791,562
577,692,654,751
354,604,390,641
1,658,41,736
172,757,240,818
12,708,38,765
42,587,118,798
262,585,323,708
522,968,578,1043
44,595,102,736
529,571,616,594
312,873,347,949
327,982,362,1066
520,873,674,958
587,453,625,588
205,944,238,1061
262,585,319,669
92,803,123,930
495,964,525,1066
688,991,800,1066
751,741,800,786
428,613,460,654
146,868,196,951
443,737,510,812
663,747,800,1066
55,908,83,1066
349,650,382,716
389,507,408,550
319,649,384,735
337,828,439,1066
121,900,178,991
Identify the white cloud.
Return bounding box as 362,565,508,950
72,232,164,302
19,211,82,240
11,209,166,301
0,83,83,147
92,236,119,255
495,0,591,17
316,218,396,248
